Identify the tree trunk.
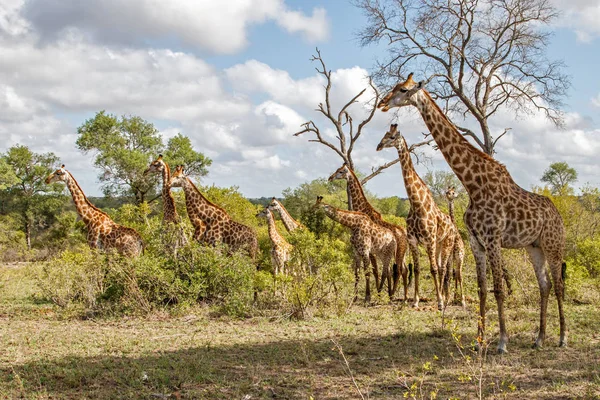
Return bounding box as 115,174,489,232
346,184,353,211
25,219,31,250
480,120,494,156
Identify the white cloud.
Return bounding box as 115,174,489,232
0,0,598,200
21,0,329,54
553,0,600,42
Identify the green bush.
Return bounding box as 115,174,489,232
35,246,105,310
262,229,354,319
35,241,258,317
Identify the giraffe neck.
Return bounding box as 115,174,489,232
265,209,285,245
395,136,436,209
413,90,511,194
275,200,301,232
64,173,110,226
321,204,361,228
181,177,229,222
448,199,456,224
346,170,381,218
161,165,178,223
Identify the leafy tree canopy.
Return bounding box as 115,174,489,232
541,162,578,195
76,111,211,204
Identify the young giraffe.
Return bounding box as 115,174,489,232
267,197,304,232
170,165,258,259
376,124,458,310
144,155,189,247
256,207,293,275
45,165,144,257
444,186,466,308
314,196,397,301
328,164,410,300
378,74,567,353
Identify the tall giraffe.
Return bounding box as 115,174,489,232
444,186,466,308
256,207,293,275
267,197,304,232
45,165,144,257
314,196,397,301
144,155,189,247
377,124,459,310
328,164,410,300
170,166,258,259
378,74,566,353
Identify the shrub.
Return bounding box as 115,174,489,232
263,229,354,319
35,241,258,317
35,246,105,310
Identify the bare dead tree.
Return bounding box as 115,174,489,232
360,132,434,184
355,0,570,155
294,49,432,208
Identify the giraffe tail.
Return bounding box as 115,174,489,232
561,262,567,281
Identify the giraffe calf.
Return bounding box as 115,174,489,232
314,196,397,302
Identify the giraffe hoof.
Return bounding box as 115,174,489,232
559,340,567,348
496,346,508,355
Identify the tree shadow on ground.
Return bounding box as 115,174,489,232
2,325,599,400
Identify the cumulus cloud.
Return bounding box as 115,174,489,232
21,0,329,54
553,0,600,42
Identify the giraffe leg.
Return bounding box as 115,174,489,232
409,241,421,307
469,235,487,349
525,245,551,349
439,237,453,307
363,255,372,303
353,253,361,302
543,248,567,347
487,244,508,354
426,243,444,311
370,254,381,292
455,245,466,308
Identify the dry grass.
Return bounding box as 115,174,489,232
1,262,599,399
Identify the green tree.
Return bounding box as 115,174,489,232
0,158,18,190
163,134,211,178
423,170,463,205
541,162,578,195
76,111,211,204
1,145,62,250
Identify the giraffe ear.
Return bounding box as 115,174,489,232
391,124,398,130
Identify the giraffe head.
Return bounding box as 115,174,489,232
376,124,407,152
267,197,280,212
328,163,352,182
378,73,424,112
144,154,166,175
313,195,325,210
256,207,270,219
45,165,69,184
445,186,458,201
169,165,186,187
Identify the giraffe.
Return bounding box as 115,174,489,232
376,124,458,310
45,165,144,257
256,207,293,275
444,186,466,308
313,196,397,301
328,164,410,300
169,165,258,259
267,197,304,232
144,155,189,249
378,74,567,353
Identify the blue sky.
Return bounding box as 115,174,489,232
1,0,599,198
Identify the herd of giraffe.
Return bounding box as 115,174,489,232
44,74,566,354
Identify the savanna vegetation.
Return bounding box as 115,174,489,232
1,125,599,398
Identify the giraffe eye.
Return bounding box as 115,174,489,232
399,88,408,93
